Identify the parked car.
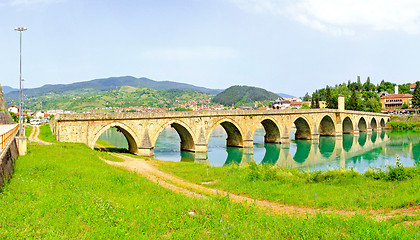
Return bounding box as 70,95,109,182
30,118,42,126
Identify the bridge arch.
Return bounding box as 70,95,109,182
154,119,196,152
370,117,378,131
260,117,281,143
209,118,244,147
380,118,386,128
342,116,354,134
358,117,367,132
319,115,336,136
292,116,312,140
91,122,139,154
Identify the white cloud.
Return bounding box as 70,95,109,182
229,0,420,36
144,46,238,61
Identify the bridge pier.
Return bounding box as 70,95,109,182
281,136,290,144
138,147,154,157
311,133,320,140
243,139,254,148
194,144,208,153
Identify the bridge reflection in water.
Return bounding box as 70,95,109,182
161,129,420,172
99,126,420,172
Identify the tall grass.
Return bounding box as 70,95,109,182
387,121,420,130
38,124,58,143
155,160,420,211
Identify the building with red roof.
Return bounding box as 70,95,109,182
380,93,413,109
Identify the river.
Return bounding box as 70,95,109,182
98,126,420,172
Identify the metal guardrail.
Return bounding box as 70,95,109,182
0,125,19,150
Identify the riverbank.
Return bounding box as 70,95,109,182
388,114,420,129
0,127,419,238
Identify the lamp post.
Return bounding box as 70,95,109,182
14,27,27,137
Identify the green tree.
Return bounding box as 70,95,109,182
412,81,420,108
9,112,18,123
301,103,310,109
401,103,409,109
326,86,334,109
348,90,358,110
315,91,320,108
398,83,411,94
303,92,310,101
310,95,315,109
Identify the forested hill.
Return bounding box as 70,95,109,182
11,86,213,112
5,76,220,100
211,85,280,106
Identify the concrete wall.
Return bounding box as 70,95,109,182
0,136,19,187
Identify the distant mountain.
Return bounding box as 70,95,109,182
277,92,295,98
212,85,280,106
5,76,221,100
1,86,18,94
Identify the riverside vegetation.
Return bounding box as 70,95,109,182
0,126,419,238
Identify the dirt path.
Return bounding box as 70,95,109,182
28,126,52,145
105,153,358,216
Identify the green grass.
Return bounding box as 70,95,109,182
153,161,420,211
24,125,32,138
387,121,420,130
38,124,59,143
0,142,418,239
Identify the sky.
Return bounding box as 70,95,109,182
1,0,420,96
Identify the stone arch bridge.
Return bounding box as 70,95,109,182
51,107,389,157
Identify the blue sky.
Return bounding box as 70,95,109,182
1,0,420,96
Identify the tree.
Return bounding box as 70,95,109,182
315,91,320,108
9,112,18,123
326,86,334,109
303,92,310,101
348,90,358,110
412,81,420,108
401,103,409,109
310,94,315,109
301,103,310,109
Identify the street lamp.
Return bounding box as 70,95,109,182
14,27,27,137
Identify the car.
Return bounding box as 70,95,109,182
30,118,42,126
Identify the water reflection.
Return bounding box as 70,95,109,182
342,134,353,152
319,136,335,158
358,132,367,146
98,127,420,172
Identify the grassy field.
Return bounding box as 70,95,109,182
153,160,420,211
0,130,419,238
24,125,32,138
38,125,59,143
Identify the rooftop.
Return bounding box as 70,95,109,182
380,94,413,99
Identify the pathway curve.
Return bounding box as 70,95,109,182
28,126,52,145
105,153,363,217
103,152,420,223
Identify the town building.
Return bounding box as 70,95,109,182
411,84,417,92
380,94,413,109
7,105,19,114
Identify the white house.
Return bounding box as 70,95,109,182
7,105,19,114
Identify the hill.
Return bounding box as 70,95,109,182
211,85,280,106
4,76,220,101
11,86,214,112
277,92,295,98
1,86,18,94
